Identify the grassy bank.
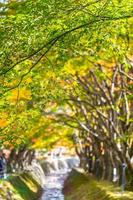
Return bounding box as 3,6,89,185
0,173,42,200
64,169,133,200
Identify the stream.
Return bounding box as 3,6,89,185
40,155,79,200
40,170,69,200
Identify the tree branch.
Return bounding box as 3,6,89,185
1,14,133,76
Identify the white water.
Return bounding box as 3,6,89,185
40,156,79,200
40,171,68,200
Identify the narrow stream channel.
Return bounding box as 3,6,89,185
40,170,69,200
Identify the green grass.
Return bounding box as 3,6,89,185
64,169,133,200
0,173,41,200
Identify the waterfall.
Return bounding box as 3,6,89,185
41,156,80,174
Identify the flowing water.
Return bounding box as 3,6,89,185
40,170,68,200
40,156,79,200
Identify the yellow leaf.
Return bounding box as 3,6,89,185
10,88,31,102
0,119,8,127
25,77,32,84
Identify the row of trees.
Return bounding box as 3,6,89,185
56,61,133,188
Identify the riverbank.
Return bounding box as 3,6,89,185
63,169,133,200
0,172,42,200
